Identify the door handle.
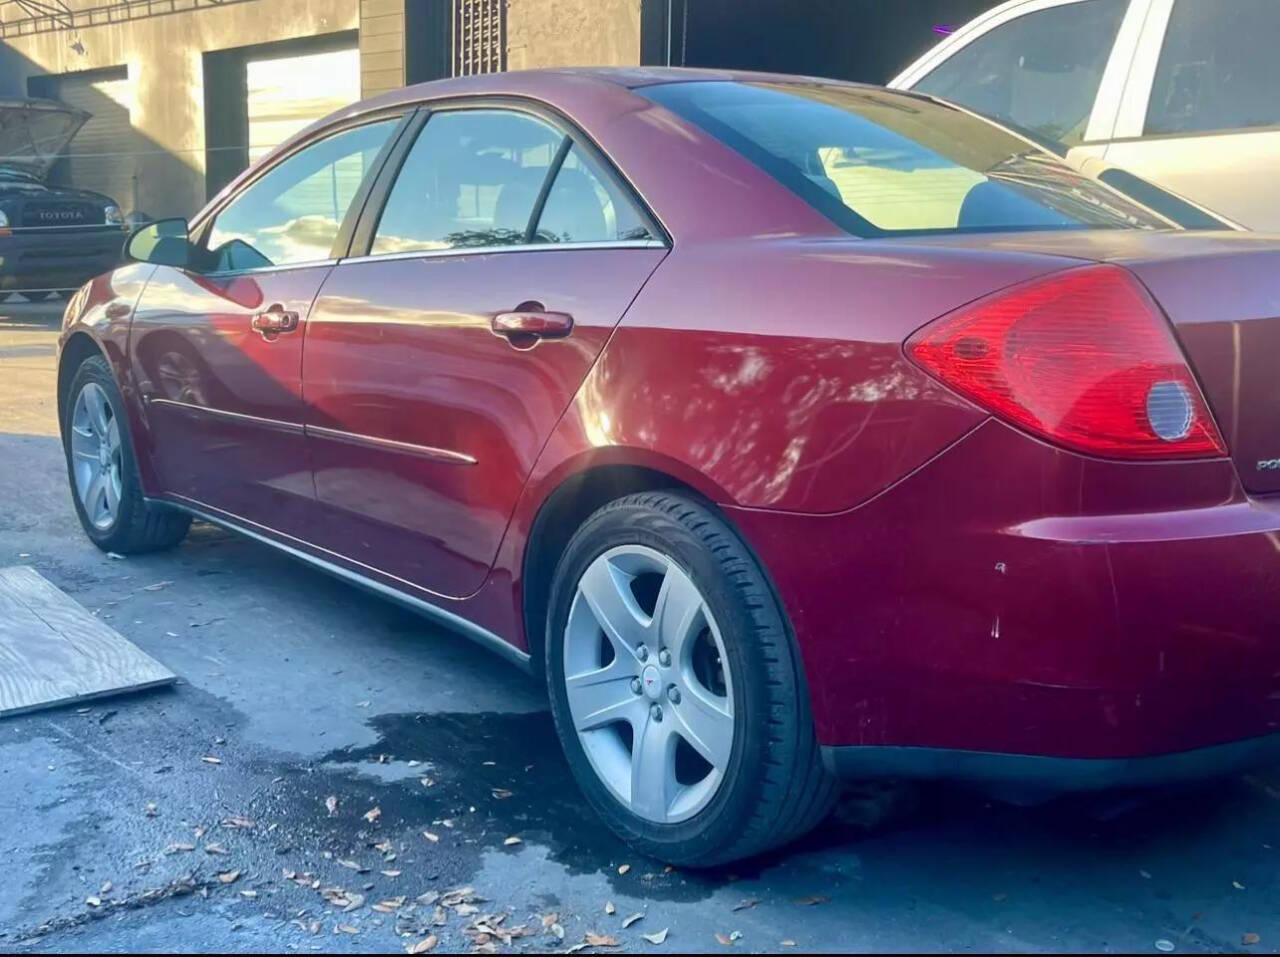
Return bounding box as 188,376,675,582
251,304,300,339
491,308,573,347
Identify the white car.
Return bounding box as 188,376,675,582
891,0,1278,231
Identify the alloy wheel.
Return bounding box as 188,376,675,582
563,544,735,824
69,382,123,531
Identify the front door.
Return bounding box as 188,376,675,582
132,116,402,535
302,106,667,598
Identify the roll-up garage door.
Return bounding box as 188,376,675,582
28,67,143,215
246,46,361,166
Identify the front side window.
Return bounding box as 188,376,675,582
913,0,1129,147
1145,0,1280,136
204,119,397,272
644,80,1170,236
371,110,563,256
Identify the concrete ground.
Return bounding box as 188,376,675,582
1,297,1278,954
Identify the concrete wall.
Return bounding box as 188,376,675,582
506,0,641,70
0,0,357,219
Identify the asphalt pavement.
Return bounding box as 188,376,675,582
1,297,1278,954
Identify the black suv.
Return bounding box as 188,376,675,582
0,98,129,298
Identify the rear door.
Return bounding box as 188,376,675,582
1102,0,1280,230
131,114,404,536
301,104,667,598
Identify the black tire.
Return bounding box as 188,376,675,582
61,355,191,553
544,490,837,866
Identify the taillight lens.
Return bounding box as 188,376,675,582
905,263,1226,460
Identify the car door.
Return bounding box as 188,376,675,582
131,114,405,536
301,104,668,598
895,0,1145,161
1101,0,1280,230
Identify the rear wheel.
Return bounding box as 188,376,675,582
545,491,836,866
62,355,190,553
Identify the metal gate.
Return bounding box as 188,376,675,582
453,0,505,76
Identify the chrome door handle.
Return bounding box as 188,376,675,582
491,308,573,346
251,305,299,338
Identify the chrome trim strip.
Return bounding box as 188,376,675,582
305,424,477,465
201,258,338,279
155,496,532,673
146,397,304,434
340,238,666,267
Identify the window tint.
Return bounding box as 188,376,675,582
205,119,396,271
914,0,1128,146
643,81,1170,236
1145,0,1280,135
372,110,562,255
533,145,654,244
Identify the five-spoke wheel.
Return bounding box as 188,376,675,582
69,381,123,531
565,545,735,824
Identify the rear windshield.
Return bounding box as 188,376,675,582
641,81,1171,237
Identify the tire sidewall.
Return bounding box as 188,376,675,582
62,356,142,550
545,497,781,863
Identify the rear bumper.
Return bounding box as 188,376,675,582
0,227,126,291
822,735,1280,793
726,418,1280,765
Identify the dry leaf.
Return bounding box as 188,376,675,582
1244,933,1261,946
796,895,829,906
165,843,195,854
423,831,439,843
642,928,669,945
491,788,513,799
584,931,620,947
780,941,797,948
99,881,112,894
142,581,173,591
325,795,339,815
420,777,436,788
240,889,257,899
732,898,759,912
503,836,522,846
617,864,631,875
381,869,401,877
336,924,359,934
201,756,221,765
542,912,560,928
623,913,644,928
204,843,228,855
363,807,382,823
1233,881,1246,890
407,936,438,954
85,896,101,908
604,901,616,915
216,870,240,884
337,859,367,872
222,816,254,829
716,933,732,946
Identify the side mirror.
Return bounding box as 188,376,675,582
125,217,191,268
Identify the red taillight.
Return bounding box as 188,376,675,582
906,263,1226,460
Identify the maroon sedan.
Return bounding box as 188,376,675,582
56,68,1280,865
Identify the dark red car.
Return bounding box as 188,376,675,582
57,68,1280,866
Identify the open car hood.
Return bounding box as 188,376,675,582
0,97,88,180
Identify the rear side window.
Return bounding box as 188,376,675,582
1145,0,1280,135
372,110,563,255
643,81,1168,237
533,145,654,244
913,0,1128,146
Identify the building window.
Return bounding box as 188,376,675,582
453,0,506,75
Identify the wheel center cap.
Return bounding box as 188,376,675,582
640,664,662,701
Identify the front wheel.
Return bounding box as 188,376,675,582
545,491,836,866
62,355,191,553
